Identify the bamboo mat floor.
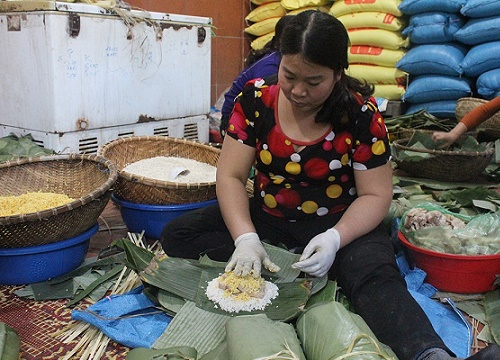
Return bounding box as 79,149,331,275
0,201,491,359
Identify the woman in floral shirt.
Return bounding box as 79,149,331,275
161,10,499,360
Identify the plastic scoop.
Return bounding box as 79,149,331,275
168,166,190,181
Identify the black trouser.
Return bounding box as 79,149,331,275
160,201,451,360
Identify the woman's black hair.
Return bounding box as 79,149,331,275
245,15,294,67
278,10,374,129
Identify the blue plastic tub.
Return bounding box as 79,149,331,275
111,194,218,239
0,223,98,285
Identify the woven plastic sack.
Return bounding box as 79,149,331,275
348,28,409,50
402,12,465,44
373,84,406,101
347,64,407,85
460,41,500,77
406,100,457,118
454,16,500,45
244,17,280,36
280,0,332,11
245,2,286,23
287,6,330,15
250,31,274,50
251,0,280,5
402,75,472,104
477,68,500,99
338,12,406,31
461,0,500,18
349,46,406,67
398,0,466,15
396,43,467,76
329,0,402,17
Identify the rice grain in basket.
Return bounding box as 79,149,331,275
123,156,217,183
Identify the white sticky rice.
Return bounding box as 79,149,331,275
205,277,279,313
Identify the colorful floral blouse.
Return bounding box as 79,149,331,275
226,78,391,221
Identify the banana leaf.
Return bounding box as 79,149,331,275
153,301,230,357
0,133,54,163
198,342,228,360
113,238,155,272
117,237,322,321
0,323,20,360
139,255,314,321
296,301,398,360
196,270,312,322
126,346,198,360
157,289,187,316
484,290,500,344
384,109,455,133
224,314,306,360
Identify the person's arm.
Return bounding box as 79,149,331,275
216,134,280,277
333,162,393,246
433,95,500,148
216,135,256,238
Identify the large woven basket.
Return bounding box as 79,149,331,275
455,97,500,138
392,139,494,182
98,136,221,205
0,154,118,248
394,128,476,143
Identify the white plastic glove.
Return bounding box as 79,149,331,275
291,228,341,277
225,232,280,277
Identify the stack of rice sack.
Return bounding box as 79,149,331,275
245,0,287,51
245,0,333,51
396,0,471,118
455,0,500,100
280,0,333,15
329,0,409,101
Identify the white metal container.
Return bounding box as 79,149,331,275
0,2,212,148
1,114,210,154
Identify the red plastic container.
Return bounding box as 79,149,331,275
398,230,500,294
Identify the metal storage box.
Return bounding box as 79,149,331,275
0,1,212,152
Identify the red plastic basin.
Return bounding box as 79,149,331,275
398,230,500,294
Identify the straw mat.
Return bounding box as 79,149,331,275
0,285,129,359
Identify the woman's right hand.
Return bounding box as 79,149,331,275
225,232,280,277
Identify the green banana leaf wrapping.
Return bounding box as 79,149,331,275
126,346,198,360
296,301,398,360
224,314,306,360
0,323,20,360
484,290,500,344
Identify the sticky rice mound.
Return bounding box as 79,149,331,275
205,271,279,313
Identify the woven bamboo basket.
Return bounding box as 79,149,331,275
392,139,494,182
98,136,221,205
455,97,500,138
0,154,118,248
394,128,476,142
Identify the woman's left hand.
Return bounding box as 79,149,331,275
292,228,341,277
